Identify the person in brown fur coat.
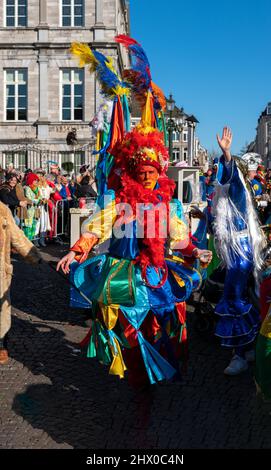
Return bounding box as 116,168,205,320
0,201,41,364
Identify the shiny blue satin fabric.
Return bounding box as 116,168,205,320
69,194,201,384
109,220,139,260
137,331,177,384
215,237,260,348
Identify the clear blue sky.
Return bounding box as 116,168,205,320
130,0,271,155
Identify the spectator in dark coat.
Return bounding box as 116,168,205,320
74,175,97,199
0,174,27,221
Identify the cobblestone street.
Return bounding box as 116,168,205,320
1,243,271,449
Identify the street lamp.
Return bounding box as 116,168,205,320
166,93,175,163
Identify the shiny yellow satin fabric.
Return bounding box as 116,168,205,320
169,214,190,250
99,304,119,330
109,338,127,379
170,270,185,288
141,90,155,128
82,201,117,245
96,130,102,151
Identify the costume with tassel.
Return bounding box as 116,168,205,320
69,36,202,387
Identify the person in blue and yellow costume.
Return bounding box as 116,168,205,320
213,127,266,375
57,125,212,388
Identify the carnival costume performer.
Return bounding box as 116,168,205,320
58,124,213,387
57,35,212,387
213,128,266,375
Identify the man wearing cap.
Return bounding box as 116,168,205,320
213,127,266,375
49,162,60,179
242,153,263,199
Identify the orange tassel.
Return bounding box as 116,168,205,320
71,235,98,263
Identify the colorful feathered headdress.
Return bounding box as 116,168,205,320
70,42,130,99
70,36,169,194
115,35,167,116
112,125,169,176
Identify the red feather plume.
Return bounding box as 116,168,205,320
115,34,141,48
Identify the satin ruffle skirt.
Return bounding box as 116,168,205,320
215,238,260,348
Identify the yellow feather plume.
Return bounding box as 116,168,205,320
70,42,130,99
70,42,97,73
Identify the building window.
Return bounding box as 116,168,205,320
3,151,27,171
172,131,180,142
183,132,188,142
5,0,27,27
61,69,84,121
3,152,14,169
59,151,85,174
5,69,27,121
61,0,84,27
183,149,188,161
172,149,180,162
267,103,271,115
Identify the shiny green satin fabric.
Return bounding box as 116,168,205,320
97,257,136,306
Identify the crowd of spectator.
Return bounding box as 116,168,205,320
0,162,97,248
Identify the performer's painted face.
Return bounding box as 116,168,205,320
137,165,159,190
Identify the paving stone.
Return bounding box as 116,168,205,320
0,243,268,449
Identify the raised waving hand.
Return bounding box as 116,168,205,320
217,127,232,161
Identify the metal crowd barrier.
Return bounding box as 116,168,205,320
17,196,97,242
17,200,51,241
17,198,70,241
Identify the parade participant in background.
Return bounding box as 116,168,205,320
36,169,52,247
45,173,63,242
190,159,220,279
0,201,41,364
14,172,32,227
213,127,266,375
243,155,271,225
23,173,42,246
58,174,73,236
244,154,263,199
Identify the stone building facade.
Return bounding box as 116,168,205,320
0,0,130,172
253,102,271,168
